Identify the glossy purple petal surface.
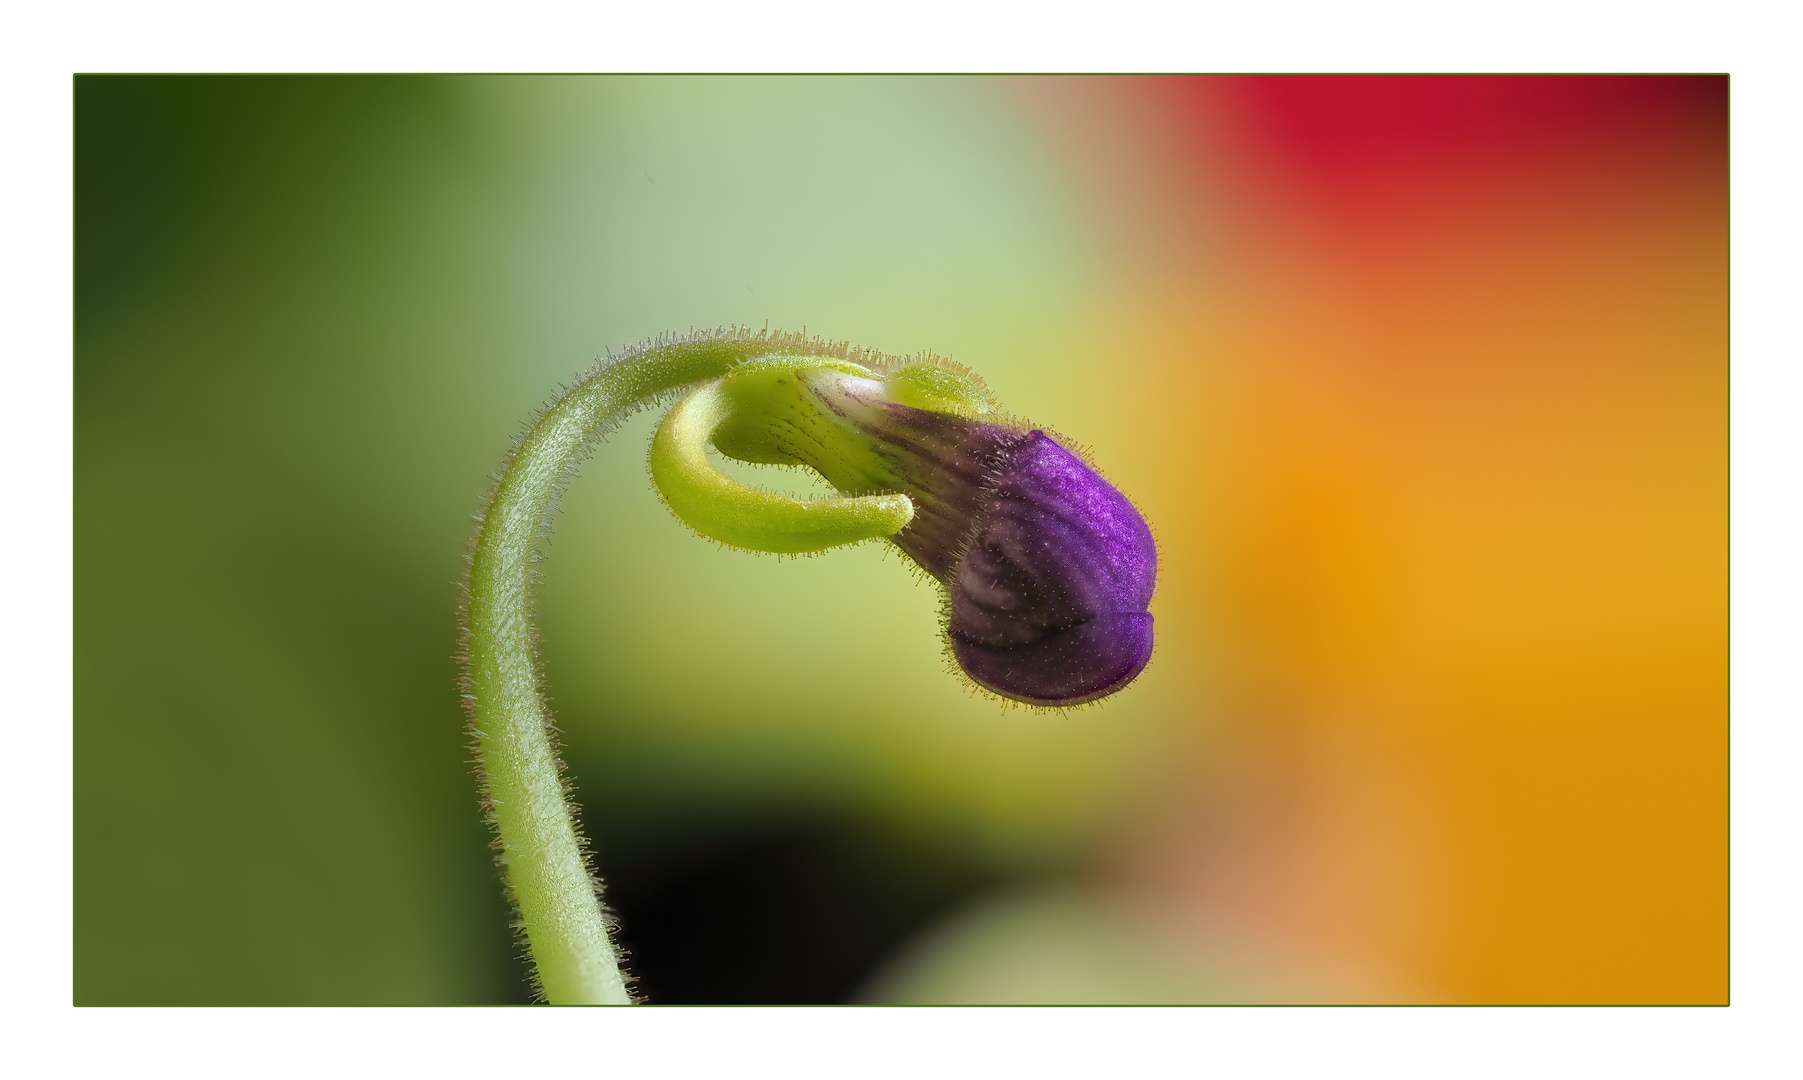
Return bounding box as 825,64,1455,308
944,431,1157,705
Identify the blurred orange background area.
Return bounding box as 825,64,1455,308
1019,75,1724,1003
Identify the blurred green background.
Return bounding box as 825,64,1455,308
75,75,1185,1004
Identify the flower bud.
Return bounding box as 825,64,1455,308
652,356,1158,707
796,368,1157,707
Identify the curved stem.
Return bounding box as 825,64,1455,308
460,331,818,1004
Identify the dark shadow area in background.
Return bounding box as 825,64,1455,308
580,799,1006,1004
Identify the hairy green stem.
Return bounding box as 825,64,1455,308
461,331,821,1004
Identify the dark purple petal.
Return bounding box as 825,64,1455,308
952,613,1154,707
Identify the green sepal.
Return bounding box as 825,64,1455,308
650,357,915,553
881,361,994,419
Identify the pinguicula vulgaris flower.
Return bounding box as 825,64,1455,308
651,351,1157,706
461,329,1157,1003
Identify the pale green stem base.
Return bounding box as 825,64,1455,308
461,332,823,1004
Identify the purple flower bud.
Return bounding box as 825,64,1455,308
943,431,1157,707
799,372,1158,706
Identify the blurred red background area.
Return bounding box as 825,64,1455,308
1023,75,1725,1003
